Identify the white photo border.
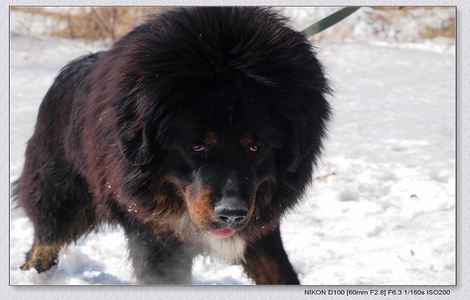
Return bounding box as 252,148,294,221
2,0,467,299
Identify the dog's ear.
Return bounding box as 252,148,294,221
285,123,316,173
286,127,302,173
119,126,153,166
284,95,330,174
115,95,154,166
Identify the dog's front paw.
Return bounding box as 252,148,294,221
20,243,60,273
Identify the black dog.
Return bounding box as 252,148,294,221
14,7,331,284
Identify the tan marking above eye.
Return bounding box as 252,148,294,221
203,132,218,145
240,132,254,146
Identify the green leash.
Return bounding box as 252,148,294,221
302,7,361,37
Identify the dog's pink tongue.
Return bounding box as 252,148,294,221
207,228,236,238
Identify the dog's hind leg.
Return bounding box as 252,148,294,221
16,159,95,273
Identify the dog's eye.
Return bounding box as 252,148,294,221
247,145,259,153
191,145,207,152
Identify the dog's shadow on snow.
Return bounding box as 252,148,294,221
24,246,246,285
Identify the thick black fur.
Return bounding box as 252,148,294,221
14,7,331,284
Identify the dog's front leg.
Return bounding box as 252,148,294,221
243,227,300,284
125,225,195,284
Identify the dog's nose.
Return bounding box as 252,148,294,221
214,207,248,225
214,197,248,226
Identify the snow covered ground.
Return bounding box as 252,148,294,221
10,16,455,285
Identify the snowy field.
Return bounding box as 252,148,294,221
10,15,455,285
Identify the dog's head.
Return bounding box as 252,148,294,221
157,87,284,238
92,7,331,242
